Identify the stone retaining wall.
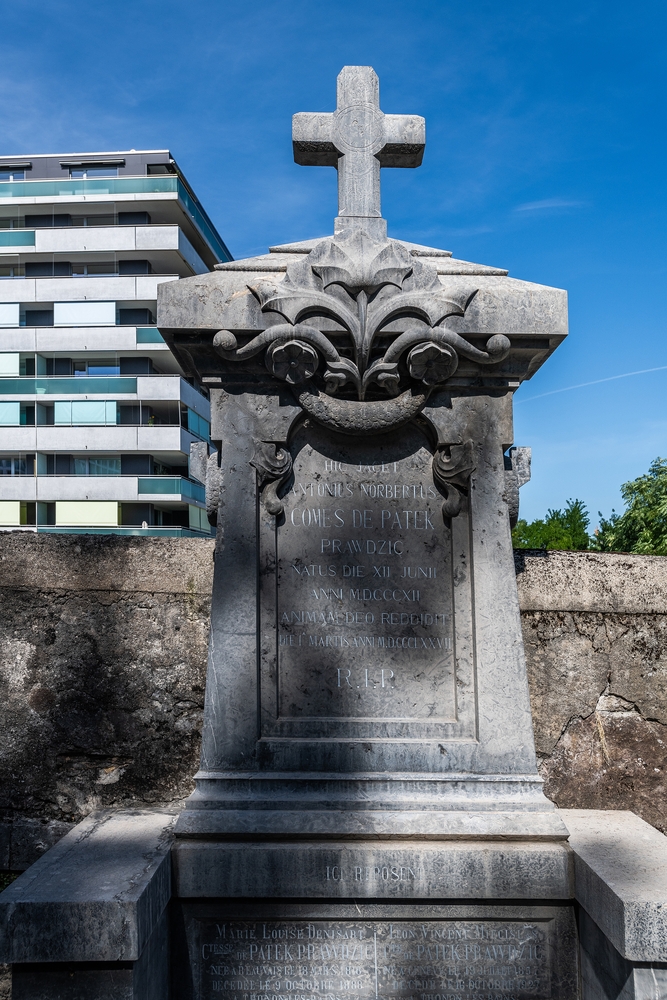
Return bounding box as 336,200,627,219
1,535,666,869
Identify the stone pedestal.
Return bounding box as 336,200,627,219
2,65,666,1000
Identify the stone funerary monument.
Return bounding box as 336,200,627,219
3,66,667,1000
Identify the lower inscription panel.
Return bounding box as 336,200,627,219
196,917,565,1000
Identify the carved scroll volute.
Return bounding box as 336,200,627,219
433,442,475,518
250,442,293,516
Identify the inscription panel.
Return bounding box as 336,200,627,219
197,918,556,1000
265,425,457,737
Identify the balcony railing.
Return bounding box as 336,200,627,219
136,327,165,343
0,377,138,394
137,476,205,502
0,373,207,399
0,231,35,247
36,525,213,537
0,176,232,263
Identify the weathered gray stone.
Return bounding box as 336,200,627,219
171,902,580,1000
563,809,667,961
173,839,573,898
0,809,174,964
5,537,667,856
0,535,210,859
577,905,667,1000
515,548,667,614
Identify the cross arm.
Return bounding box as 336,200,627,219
379,114,426,167
293,112,338,167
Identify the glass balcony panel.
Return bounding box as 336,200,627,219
0,176,178,199
136,327,165,344
0,377,137,394
0,231,35,247
137,476,205,502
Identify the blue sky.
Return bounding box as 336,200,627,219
1,0,666,524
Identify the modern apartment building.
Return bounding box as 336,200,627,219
0,149,231,535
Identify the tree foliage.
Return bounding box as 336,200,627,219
512,498,591,551
593,458,667,555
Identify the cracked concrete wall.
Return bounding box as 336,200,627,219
516,549,667,835
1,536,667,872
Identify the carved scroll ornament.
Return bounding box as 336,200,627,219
213,231,510,436
250,442,293,515
433,442,475,519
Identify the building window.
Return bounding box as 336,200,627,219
24,214,71,228
69,167,118,178
73,360,121,377
118,211,151,226
147,164,176,175
70,214,116,228
54,400,117,426
71,261,116,276
0,170,25,181
118,307,154,325
23,309,54,327
0,264,24,278
118,260,151,275
25,262,72,277
0,455,34,476
73,457,121,476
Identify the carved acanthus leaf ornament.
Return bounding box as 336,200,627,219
213,230,510,436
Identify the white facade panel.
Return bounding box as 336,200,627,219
0,479,36,501
36,477,139,502
0,303,20,326
0,283,35,304
135,274,178,299
35,227,136,253
35,426,140,451
0,427,38,449
135,226,180,251
35,327,137,352
137,375,181,400
0,330,37,351
34,425,186,452
39,277,134,301
136,426,194,453
54,301,116,326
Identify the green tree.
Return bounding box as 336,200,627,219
512,498,591,551
593,458,667,554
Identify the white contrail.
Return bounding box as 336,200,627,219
516,365,667,404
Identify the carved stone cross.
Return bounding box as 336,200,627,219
292,66,425,223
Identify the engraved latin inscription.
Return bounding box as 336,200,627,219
198,919,552,1000
276,426,455,722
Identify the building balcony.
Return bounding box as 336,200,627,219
0,327,166,352
0,474,205,505
0,425,202,454
0,273,178,304
0,176,231,264
0,373,207,406
0,225,208,275
32,526,212,537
